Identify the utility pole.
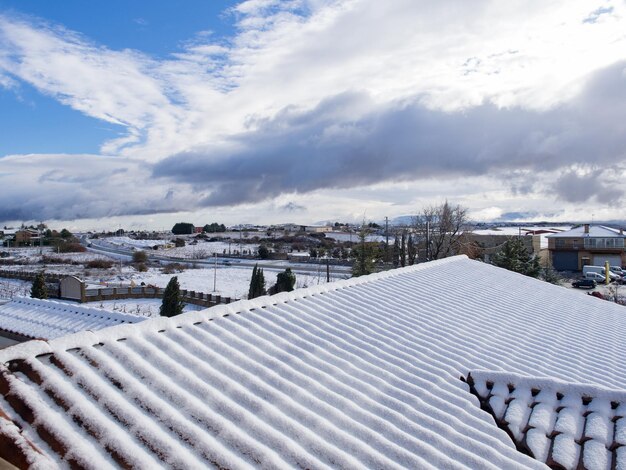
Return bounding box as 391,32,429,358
213,253,217,292
326,258,330,283
385,216,389,263
39,222,43,255
426,220,430,261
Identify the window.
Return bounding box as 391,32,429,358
583,238,625,249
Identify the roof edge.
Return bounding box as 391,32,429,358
469,370,626,401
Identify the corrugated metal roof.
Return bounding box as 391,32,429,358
0,256,624,469
0,297,146,340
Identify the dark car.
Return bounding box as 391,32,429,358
572,279,597,289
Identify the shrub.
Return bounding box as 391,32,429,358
134,262,148,272
161,262,185,274
269,268,296,294
85,259,114,269
174,238,185,248
258,245,270,259
57,242,86,253
42,255,76,265
132,250,148,263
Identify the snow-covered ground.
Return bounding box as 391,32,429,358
324,232,390,243
97,236,167,249
84,298,205,318
92,266,346,300
159,241,258,259
0,246,112,264
0,278,31,300
95,237,259,258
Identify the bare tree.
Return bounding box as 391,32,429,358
413,201,470,261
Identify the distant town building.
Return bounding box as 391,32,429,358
547,224,626,270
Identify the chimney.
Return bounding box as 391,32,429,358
584,224,590,234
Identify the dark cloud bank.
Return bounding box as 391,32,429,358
154,61,626,209
2,61,626,223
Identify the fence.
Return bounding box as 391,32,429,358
82,285,234,308
0,269,67,283
0,269,236,308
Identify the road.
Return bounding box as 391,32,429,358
83,238,353,277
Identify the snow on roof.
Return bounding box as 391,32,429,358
546,225,625,238
468,371,626,470
0,256,625,468
472,226,571,236
0,297,147,340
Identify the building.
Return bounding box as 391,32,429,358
0,257,624,469
547,224,626,270
13,229,40,247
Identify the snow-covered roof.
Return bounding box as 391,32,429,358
0,256,625,469
472,226,571,236
546,225,625,238
468,371,625,469
0,297,147,340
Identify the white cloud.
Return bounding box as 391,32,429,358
1,0,626,225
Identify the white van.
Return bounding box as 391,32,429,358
583,272,606,282
583,265,619,281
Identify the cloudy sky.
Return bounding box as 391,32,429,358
1,0,625,230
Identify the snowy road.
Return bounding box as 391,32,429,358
85,238,353,276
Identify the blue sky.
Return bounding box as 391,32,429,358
0,0,235,155
1,0,626,230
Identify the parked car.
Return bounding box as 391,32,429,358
583,265,619,281
572,279,597,289
583,272,606,282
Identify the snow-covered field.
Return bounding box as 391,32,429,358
98,266,345,300
324,232,390,243
0,278,31,300
84,298,205,318
96,237,259,258
0,246,112,264
159,241,258,259
97,236,166,249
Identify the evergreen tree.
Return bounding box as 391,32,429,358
171,222,195,235
407,233,416,266
542,267,562,285
352,226,375,277
392,236,400,268
272,268,296,294
492,238,541,278
248,264,267,299
30,271,48,299
160,276,185,317
258,245,270,259
400,231,406,267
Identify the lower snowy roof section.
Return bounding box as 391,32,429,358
468,371,626,470
0,256,624,469
0,297,146,340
